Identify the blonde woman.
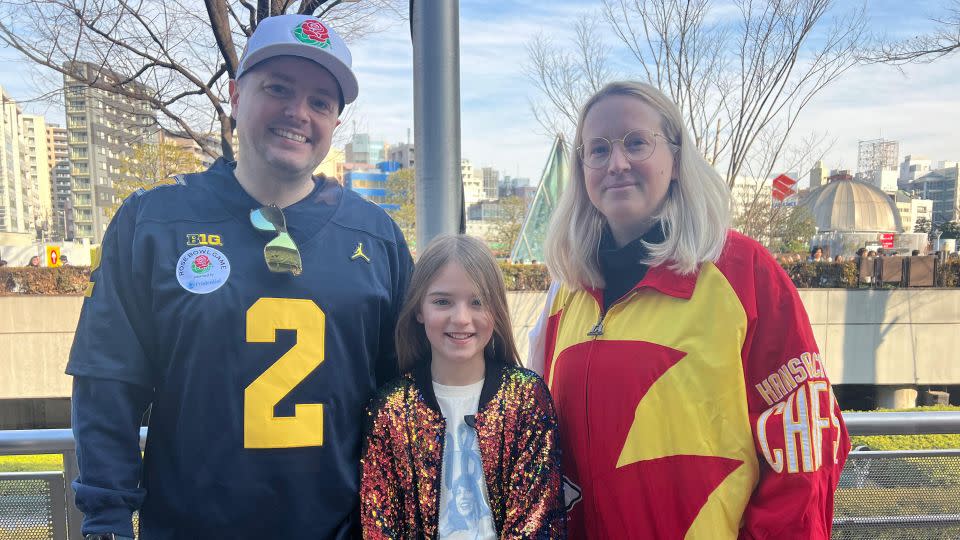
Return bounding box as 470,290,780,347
530,82,849,539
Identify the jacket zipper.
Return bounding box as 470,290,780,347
587,311,605,336
432,417,445,540
586,289,638,337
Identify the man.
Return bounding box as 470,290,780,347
67,15,413,539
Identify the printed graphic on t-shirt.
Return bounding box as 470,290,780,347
440,424,496,539
434,381,496,540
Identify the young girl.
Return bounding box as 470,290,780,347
360,234,565,539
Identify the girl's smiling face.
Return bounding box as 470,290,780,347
417,261,493,383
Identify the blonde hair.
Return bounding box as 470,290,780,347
545,81,730,289
395,235,521,373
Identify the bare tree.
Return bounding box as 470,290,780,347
0,0,404,160
865,1,960,64
525,0,865,188
601,0,730,163
732,131,832,246
524,15,615,141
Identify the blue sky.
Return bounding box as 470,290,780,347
2,0,958,185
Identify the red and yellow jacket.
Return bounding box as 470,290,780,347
538,231,850,539
360,359,566,539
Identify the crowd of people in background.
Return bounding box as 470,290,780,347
773,245,960,266
0,252,69,267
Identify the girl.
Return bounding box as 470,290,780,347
361,234,565,539
530,81,849,539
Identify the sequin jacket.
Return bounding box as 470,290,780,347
360,359,566,539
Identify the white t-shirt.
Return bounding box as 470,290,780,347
433,379,497,540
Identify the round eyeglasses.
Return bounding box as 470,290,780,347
578,129,676,169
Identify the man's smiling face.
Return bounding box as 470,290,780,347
230,55,342,181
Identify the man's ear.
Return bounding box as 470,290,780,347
228,79,239,120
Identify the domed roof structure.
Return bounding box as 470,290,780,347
800,178,902,233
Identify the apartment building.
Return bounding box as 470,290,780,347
63,61,157,242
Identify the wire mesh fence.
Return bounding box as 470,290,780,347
834,450,960,539
0,472,65,540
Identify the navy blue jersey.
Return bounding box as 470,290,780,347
67,159,413,538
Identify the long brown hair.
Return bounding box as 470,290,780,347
395,234,521,373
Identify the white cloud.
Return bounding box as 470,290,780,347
790,54,960,171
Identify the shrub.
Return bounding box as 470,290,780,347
0,267,90,295
497,262,550,291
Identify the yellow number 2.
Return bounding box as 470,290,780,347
244,298,325,448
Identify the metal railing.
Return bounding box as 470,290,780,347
1,414,959,539
0,428,146,540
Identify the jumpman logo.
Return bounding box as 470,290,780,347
351,242,371,263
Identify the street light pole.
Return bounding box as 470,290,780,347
412,0,462,250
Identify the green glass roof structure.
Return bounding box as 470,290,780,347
509,135,568,263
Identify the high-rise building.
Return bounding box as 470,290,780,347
64,61,158,242
0,86,34,243
905,164,960,224
480,167,499,200
45,124,72,240
387,142,415,169
22,115,52,238
461,159,484,206
809,160,828,190
344,133,385,165
899,155,931,188
159,129,219,170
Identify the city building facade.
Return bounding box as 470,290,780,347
480,166,499,200
387,142,414,170
809,160,828,190
899,155,932,188
461,159,484,206
22,115,52,240
344,161,401,210
63,61,157,242
904,164,960,225
892,191,933,234
0,86,35,244
315,147,345,182
344,133,385,165
45,124,72,240
159,129,219,170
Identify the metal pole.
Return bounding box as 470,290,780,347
843,411,960,436
412,0,462,250
63,449,85,539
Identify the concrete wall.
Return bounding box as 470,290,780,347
0,296,81,399
2,290,959,400
798,289,960,385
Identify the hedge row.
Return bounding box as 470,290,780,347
0,267,90,295
497,262,551,291
3,260,959,294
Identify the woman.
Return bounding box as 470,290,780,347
530,82,849,539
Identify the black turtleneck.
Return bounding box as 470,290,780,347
598,222,665,311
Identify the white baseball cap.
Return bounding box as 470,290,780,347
236,15,359,106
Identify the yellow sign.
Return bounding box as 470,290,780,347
46,246,62,267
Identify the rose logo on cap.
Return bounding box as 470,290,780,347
294,20,331,48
